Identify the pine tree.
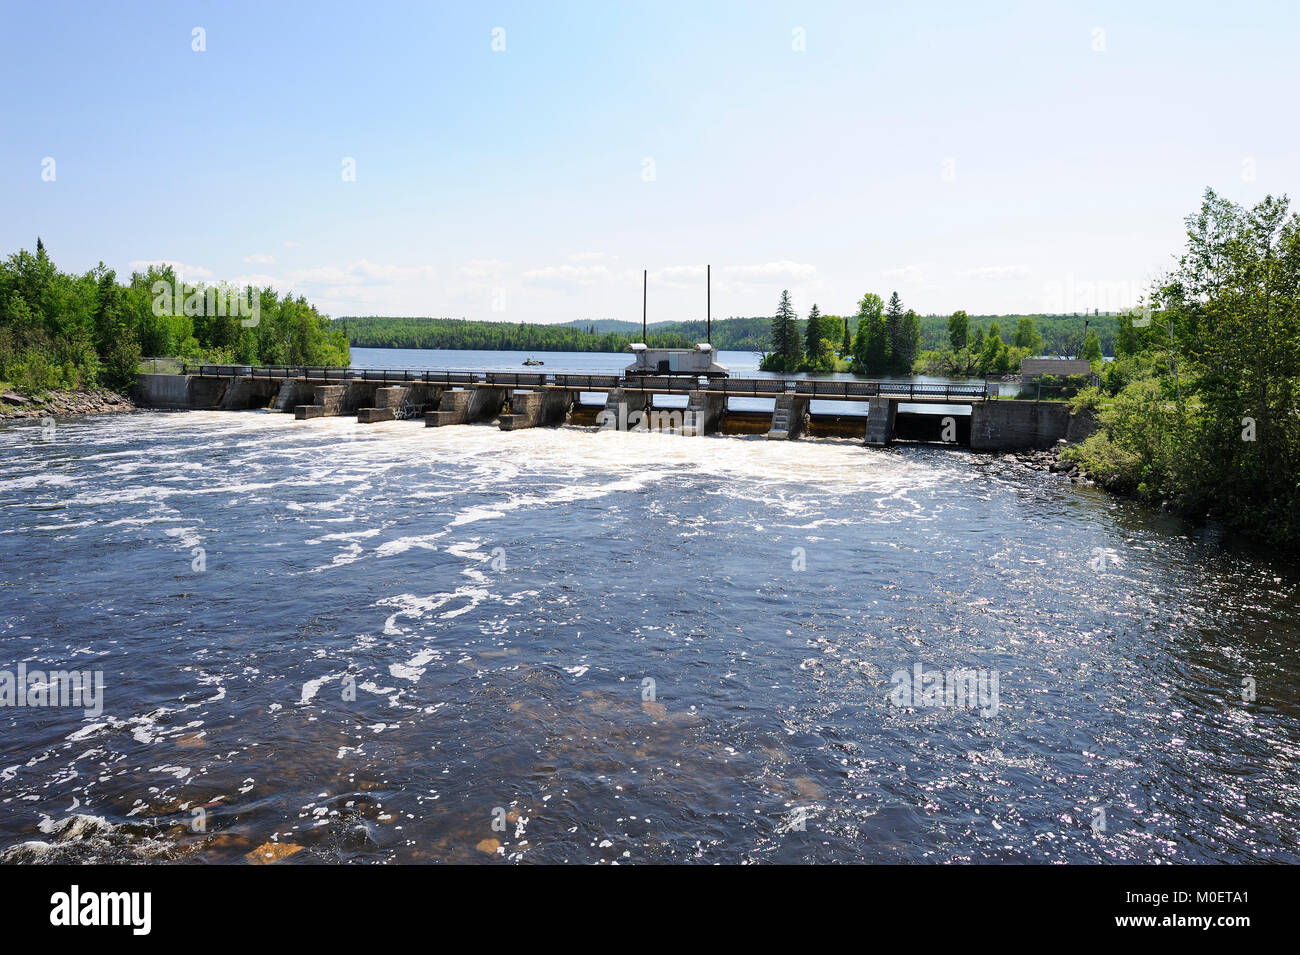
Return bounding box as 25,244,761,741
884,292,905,371
762,289,802,372
804,303,824,370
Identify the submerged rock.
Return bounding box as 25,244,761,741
245,841,304,864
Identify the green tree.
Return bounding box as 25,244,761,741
760,289,802,372
977,321,1007,373
883,292,904,369
803,303,826,370
851,293,884,369
1082,328,1103,365
948,310,970,349
1013,316,1043,354
1064,187,1300,549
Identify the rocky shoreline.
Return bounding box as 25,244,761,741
1005,442,1093,485
969,440,1094,486
0,387,135,421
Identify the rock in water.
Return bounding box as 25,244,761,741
245,841,304,864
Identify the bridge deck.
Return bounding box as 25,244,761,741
191,365,990,403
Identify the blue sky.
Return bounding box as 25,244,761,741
2,0,1296,322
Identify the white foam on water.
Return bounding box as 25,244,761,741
390,648,438,682
299,674,337,704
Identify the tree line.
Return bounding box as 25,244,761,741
912,312,1102,376
760,290,1109,377
0,240,349,393
342,316,693,352
760,289,926,376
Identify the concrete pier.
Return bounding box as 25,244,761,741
686,390,726,435
766,394,809,440
863,396,897,446
297,381,382,418
357,384,442,423
294,381,381,418
599,388,648,427
425,386,509,427
499,389,574,430
302,384,344,416
273,378,316,412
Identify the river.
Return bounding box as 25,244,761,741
0,349,1296,863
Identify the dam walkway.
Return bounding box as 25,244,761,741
134,364,1077,451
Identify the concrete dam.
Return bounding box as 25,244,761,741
134,364,1080,451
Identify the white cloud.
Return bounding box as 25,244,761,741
283,240,303,248
242,253,276,265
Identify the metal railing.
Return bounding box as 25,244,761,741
876,381,987,400
194,365,479,385
711,377,791,396
620,376,698,393
484,372,548,388
189,365,991,400
794,379,879,397
552,374,621,390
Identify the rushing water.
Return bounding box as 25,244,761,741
1,390,1298,863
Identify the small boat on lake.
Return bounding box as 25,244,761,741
523,358,544,366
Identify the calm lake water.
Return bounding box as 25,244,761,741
1,353,1297,863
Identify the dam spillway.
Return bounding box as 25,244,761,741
133,364,1078,451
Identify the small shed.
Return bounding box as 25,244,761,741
625,343,729,378
1020,358,1094,378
